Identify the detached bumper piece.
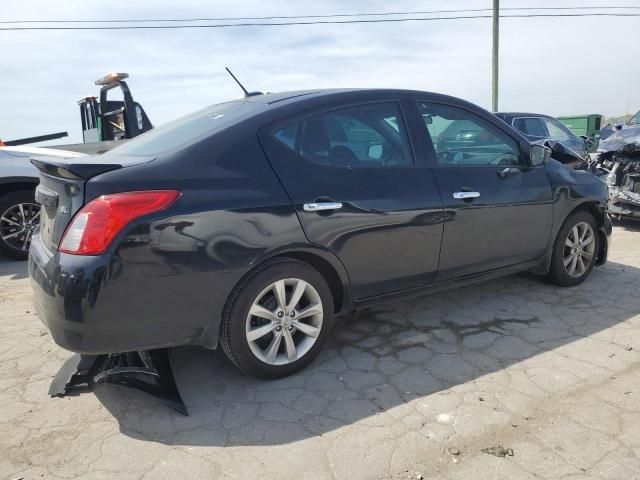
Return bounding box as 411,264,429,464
48,349,188,416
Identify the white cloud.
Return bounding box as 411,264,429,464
0,0,638,144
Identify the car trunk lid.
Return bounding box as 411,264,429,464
31,154,153,252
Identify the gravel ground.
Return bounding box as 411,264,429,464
2,223,640,480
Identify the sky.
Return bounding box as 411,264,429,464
1,0,639,145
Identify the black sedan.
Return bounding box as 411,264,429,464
496,112,589,159
29,89,611,379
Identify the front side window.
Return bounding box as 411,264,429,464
273,102,413,167
418,102,522,167
513,117,547,138
542,117,574,141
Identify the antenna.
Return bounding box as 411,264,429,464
225,67,263,97
225,67,249,97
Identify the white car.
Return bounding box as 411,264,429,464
0,146,85,259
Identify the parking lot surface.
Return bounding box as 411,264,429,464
2,224,640,480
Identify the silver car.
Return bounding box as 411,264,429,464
0,146,85,259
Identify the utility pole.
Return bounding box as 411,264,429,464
491,0,499,112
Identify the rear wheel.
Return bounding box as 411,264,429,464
0,190,40,260
220,259,334,378
547,210,599,286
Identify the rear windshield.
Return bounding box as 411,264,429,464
110,100,265,156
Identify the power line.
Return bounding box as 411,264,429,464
1,13,639,31
1,8,492,24
1,6,639,24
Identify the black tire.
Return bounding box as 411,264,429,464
220,258,334,378
0,189,39,260
547,210,600,287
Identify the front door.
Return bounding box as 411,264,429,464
413,101,554,281
260,100,444,299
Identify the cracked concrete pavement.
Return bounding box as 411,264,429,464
2,223,640,479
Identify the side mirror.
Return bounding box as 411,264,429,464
615,123,624,130
530,143,551,167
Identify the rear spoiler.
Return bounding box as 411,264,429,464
31,156,122,180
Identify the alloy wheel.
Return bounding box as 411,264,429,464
563,221,595,278
245,278,323,366
0,202,40,253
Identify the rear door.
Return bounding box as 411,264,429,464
260,98,444,300
411,101,554,281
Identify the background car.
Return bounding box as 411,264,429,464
496,112,589,158
0,146,85,259
29,89,611,381
598,110,640,154
591,112,640,221
600,109,640,141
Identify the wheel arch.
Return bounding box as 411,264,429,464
0,178,38,198
568,201,608,266
274,250,350,315
569,200,606,226
536,199,608,274
202,246,353,350
242,247,353,315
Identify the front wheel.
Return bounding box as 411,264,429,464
547,210,599,287
0,189,40,260
220,259,334,378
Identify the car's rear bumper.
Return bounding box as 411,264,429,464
28,232,223,354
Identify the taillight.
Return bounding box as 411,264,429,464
59,190,181,255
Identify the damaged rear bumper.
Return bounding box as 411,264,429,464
49,349,188,415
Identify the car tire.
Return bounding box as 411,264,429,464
220,258,334,378
547,210,600,287
0,189,40,260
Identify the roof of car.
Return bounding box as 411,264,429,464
245,88,469,107
496,112,554,120
245,89,357,106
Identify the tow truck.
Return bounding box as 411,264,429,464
77,72,152,147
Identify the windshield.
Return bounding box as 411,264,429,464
109,100,266,156
629,111,640,126
543,117,574,141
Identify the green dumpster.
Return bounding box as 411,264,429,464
557,114,603,152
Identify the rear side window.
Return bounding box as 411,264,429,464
418,102,522,167
273,102,413,167
513,117,547,138
274,124,298,149
110,100,265,156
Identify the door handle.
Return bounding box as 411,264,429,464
303,202,343,212
452,191,480,200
